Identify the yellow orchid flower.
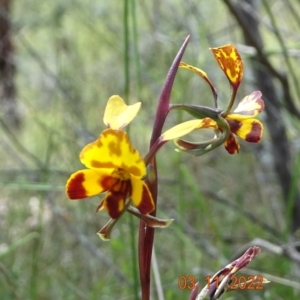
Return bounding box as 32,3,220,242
66,96,154,219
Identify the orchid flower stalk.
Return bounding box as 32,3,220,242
64,40,266,300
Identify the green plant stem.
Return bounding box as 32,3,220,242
124,0,130,101
130,0,142,94
129,214,139,300
262,0,300,102
124,1,139,298
221,87,237,117
285,154,300,236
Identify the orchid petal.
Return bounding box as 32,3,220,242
103,95,141,129
80,128,146,177
227,118,263,142
66,169,115,199
161,119,204,141
175,138,215,151
179,62,217,101
98,191,127,219
130,175,155,215
224,133,240,154
195,117,218,129
174,136,222,157
210,44,243,91
229,91,265,119
97,218,119,241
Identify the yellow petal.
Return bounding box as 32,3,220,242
195,118,218,129
66,169,115,199
161,120,205,141
130,175,155,215
210,44,243,89
80,128,146,177
103,95,141,129
179,62,217,98
229,91,265,119
227,118,263,142
180,62,209,78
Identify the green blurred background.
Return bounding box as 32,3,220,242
0,0,300,299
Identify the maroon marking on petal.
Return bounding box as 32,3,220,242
202,117,216,127
245,122,262,143
106,192,126,219
101,176,119,190
135,185,155,215
224,134,239,154
66,173,87,199
111,179,131,194
176,139,198,150
226,119,242,135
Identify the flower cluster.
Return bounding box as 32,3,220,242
66,44,265,238
173,44,264,156
65,45,265,237
65,42,268,299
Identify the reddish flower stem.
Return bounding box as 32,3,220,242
138,35,190,300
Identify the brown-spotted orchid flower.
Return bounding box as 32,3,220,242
66,96,156,238
172,44,265,156
66,128,155,218
65,95,202,240
175,91,264,155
